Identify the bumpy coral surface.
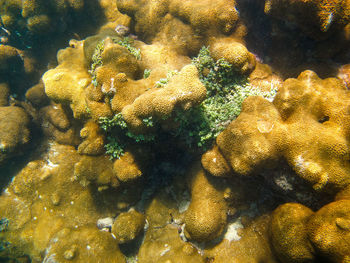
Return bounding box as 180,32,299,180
270,198,350,263
184,164,227,242
2,0,350,262
0,143,136,262
203,70,350,193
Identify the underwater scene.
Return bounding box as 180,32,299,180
0,0,350,262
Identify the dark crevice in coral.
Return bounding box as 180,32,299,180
235,0,340,79
318,116,329,123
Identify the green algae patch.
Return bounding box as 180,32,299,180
98,46,277,159
173,46,277,150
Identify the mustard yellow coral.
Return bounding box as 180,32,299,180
203,70,350,193
122,64,206,133
43,40,90,119
270,203,315,263
270,199,350,263
184,164,227,242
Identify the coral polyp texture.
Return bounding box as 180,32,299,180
2,0,350,262
203,70,350,193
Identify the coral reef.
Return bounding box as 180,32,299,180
0,0,103,44
1,0,350,262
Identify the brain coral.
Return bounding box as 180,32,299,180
202,70,350,193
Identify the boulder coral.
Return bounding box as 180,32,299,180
42,40,90,120
121,64,206,134
0,45,23,77
111,209,145,244
38,103,81,146
269,203,315,263
77,121,105,156
203,70,350,193
270,199,350,263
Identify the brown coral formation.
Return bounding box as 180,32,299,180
0,83,9,106
111,209,145,244
184,164,227,242
116,0,256,73
203,70,350,193
122,64,206,133
0,106,30,164
77,121,105,155
270,199,350,263
38,103,81,146
73,154,120,188
0,0,100,36
42,40,90,120
113,152,143,183
0,143,136,262
0,45,23,80
2,0,350,262
270,203,315,263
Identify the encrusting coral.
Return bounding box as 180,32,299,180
0,143,142,262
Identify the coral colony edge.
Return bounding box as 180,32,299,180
0,0,350,262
